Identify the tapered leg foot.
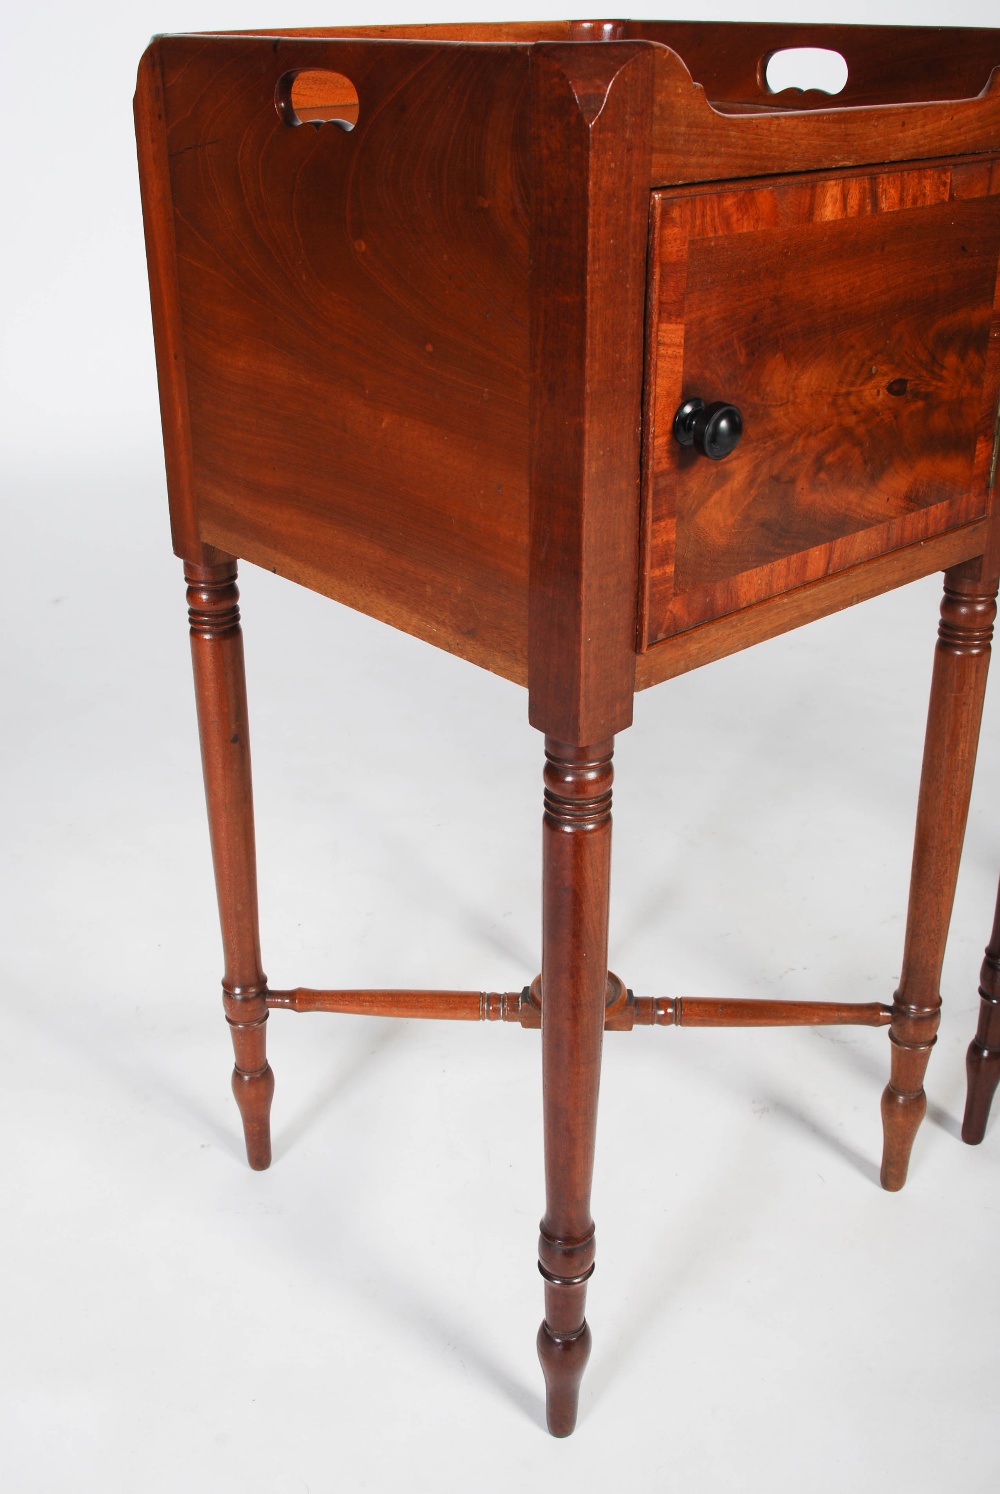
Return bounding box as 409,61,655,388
963,1042,1000,1145
230,1015,275,1170
231,1066,275,1169
880,565,996,1189
962,879,1000,1145
880,1053,930,1191
537,1314,592,1438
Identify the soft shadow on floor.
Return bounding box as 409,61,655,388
272,1022,401,1161
385,1288,545,1431
292,1203,546,1431
766,1095,882,1187
8,989,247,1164
585,1137,759,1412
925,1099,963,1141
378,1281,544,1429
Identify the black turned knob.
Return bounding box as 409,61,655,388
673,397,744,461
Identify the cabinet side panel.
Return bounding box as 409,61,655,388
135,44,210,562
159,38,531,684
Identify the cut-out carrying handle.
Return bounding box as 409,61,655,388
762,47,849,98
276,69,359,129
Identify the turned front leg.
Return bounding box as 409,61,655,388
186,560,274,1170
536,739,613,1437
881,565,996,1189
962,876,1000,1145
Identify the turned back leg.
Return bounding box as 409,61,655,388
186,560,274,1170
881,564,996,1190
963,876,1000,1145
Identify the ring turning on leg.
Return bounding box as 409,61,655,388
537,738,614,1435
186,560,274,1170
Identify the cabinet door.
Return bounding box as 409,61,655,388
641,159,1000,647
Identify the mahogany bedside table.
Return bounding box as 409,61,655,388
136,19,1000,1435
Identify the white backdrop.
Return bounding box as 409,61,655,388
3,6,1000,1492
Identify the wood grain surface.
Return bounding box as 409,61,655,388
642,158,1000,647
139,29,1000,693
628,21,1000,107
150,36,533,684
214,21,1000,110
527,43,653,744
635,520,991,690
646,43,1000,188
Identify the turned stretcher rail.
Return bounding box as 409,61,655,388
266,988,528,1021
265,986,893,1029
645,997,893,1028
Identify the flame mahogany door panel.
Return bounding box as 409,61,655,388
641,158,1000,648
